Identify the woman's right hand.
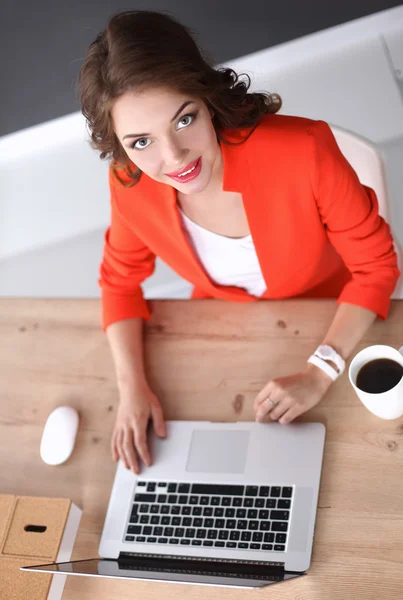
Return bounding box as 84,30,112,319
111,380,167,474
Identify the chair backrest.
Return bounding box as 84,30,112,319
329,124,389,223
330,124,403,298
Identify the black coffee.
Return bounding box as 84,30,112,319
356,358,403,394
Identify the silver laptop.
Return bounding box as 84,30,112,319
22,420,325,589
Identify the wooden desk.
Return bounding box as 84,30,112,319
1,298,403,599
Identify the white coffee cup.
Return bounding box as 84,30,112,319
349,345,403,419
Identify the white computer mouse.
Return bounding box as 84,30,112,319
40,406,79,466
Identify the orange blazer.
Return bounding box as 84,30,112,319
99,115,399,330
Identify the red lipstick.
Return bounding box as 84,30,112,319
166,157,202,183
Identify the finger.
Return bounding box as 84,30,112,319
149,400,167,438
111,430,118,462
255,393,282,421
279,406,300,425
253,381,275,411
132,417,151,468
115,429,129,469
268,397,294,422
122,427,140,474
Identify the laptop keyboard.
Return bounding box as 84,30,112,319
124,482,293,553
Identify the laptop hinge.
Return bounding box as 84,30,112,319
118,551,284,581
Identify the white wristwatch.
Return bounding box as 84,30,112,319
307,345,346,382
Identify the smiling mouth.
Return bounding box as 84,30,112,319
177,164,197,177
166,157,200,177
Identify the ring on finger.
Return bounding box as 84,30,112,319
268,396,277,408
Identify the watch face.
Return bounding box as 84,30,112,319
320,346,332,359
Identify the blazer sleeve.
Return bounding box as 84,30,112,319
98,171,156,330
307,120,400,319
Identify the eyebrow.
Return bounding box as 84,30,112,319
122,100,195,140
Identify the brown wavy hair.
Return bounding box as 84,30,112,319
77,10,282,187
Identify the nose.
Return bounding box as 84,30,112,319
162,137,187,171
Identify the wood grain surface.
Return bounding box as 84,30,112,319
1,298,402,599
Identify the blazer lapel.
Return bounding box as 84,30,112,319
220,132,311,297
157,183,215,288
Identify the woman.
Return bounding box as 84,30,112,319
78,10,399,475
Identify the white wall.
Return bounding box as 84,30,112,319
1,5,402,298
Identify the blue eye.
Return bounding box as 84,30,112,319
177,113,196,129
132,138,150,150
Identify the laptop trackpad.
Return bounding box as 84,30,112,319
186,430,250,473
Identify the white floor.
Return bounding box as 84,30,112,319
0,228,193,299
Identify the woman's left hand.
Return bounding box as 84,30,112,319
253,363,333,424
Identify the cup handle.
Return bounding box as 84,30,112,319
399,346,403,356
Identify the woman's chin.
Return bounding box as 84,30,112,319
176,180,206,195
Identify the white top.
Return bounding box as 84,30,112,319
179,208,267,297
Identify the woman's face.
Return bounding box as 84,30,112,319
112,86,222,195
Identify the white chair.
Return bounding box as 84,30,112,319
330,124,403,299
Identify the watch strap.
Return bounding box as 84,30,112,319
307,354,339,381
315,345,345,375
